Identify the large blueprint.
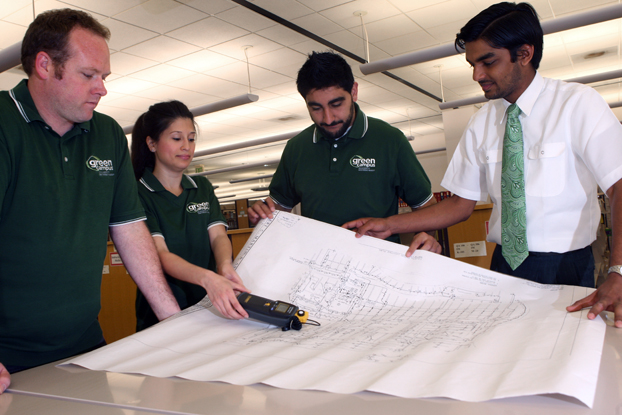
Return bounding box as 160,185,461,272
66,212,606,407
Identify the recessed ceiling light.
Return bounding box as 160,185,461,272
584,51,606,60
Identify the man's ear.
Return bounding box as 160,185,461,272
516,44,534,67
33,51,53,80
350,82,359,102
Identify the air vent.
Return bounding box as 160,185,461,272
276,115,302,122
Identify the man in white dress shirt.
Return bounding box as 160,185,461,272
344,2,622,327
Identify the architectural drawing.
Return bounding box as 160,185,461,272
231,247,526,361
67,212,606,407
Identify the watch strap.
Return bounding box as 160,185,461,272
608,265,622,276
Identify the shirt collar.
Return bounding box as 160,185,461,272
139,167,198,193
9,79,91,133
498,71,543,123
312,102,368,143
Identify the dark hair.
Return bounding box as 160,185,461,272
131,100,196,180
455,2,543,70
296,51,355,98
21,8,110,78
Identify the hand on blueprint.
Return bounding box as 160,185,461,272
342,217,392,240
205,265,250,320
0,363,10,394
248,198,276,225
407,232,442,256
567,273,622,327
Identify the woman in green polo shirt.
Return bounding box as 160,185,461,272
130,100,249,331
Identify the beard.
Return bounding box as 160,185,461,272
317,103,355,139
481,63,523,101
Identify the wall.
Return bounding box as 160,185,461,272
408,132,448,193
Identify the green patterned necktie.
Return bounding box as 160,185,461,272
501,103,528,270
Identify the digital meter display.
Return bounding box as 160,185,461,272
275,302,289,313
237,293,299,328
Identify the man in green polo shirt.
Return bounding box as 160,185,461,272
0,9,180,387
248,52,439,250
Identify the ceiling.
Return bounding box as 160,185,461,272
1,0,621,203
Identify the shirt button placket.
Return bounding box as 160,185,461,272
330,142,339,173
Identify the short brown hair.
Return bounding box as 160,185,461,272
21,8,110,77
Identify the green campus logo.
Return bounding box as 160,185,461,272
86,156,114,175
187,202,210,214
349,155,376,169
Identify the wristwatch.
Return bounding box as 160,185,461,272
608,265,622,276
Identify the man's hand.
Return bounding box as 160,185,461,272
342,217,392,240
566,273,622,327
248,198,276,226
407,232,442,256
0,363,10,394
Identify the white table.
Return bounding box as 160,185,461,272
3,322,622,415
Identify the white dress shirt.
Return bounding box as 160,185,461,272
442,72,622,253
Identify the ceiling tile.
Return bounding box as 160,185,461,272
170,73,249,98
114,0,207,34
319,0,402,29
0,20,25,48
122,35,201,62
256,24,309,47
412,55,468,76
58,0,147,16
357,85,404,104
167,50,237,73
176,0,236,15
167,17,250,49
423,19,468,44
134,84,215,107
262,81,299,97
104,76,158,94
0,0,30,19
295,0,351,12
216,5,275,32
128,64,196,84
548,0,616,16
324,30,367,57
406,0,479,29
101,18,159,51
252,0,315,20
543,33,564,48
290,13,343,36
96,104,144,126
286,39,330,56
387,0,449,13
101,94,158,112
256,96,306,111
109,51,159,75
352,14,423,43
374,30,438,56
4,0,76,26
249,48,307,75
567,35,620,57
560,20,621,45
206,61,292,90
208,33,284,60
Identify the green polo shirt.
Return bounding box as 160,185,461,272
0,80,145,367
269,103,432,242
136,168,226,331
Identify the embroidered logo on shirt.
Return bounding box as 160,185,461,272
350,155,376,172
187,202,210,214
86,156,114,176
